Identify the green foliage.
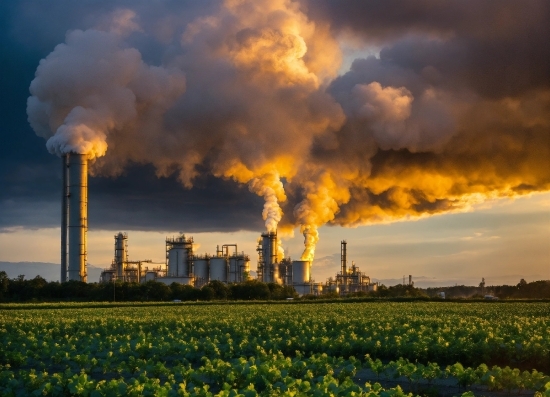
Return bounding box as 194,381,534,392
0,302,548,396
0,277,298,303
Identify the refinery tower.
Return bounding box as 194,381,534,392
60,153,88,282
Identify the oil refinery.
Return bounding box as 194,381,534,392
97,232,377,296
59,152,376,296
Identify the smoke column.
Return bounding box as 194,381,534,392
248,173,286,233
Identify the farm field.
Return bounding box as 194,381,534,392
1,302,549,396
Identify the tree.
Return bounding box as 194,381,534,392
0,271,8,301
208,280,230,300
517,278,527,288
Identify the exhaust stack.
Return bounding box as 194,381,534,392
341,240,347,275
61,155,68,282
261,231,280,283
65,153,88,282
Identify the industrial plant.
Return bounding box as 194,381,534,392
97,232,376,296
59,153,376,296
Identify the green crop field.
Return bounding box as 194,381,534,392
1,302,549,396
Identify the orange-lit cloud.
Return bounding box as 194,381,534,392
27,0,550,261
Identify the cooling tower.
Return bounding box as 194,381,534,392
67,153,88,282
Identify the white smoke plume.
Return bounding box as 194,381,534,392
300,225,318,261
27,22,186,160
248,172,286,233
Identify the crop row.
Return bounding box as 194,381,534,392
1,302,548,396
363,355,550,393
2,303,548,371
2,353,550,396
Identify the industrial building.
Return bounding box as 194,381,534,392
325,241,378,295
58,154,375,295
98,232,158,283
98,233,376,297
99,233,251,287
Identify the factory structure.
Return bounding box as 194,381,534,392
58,153,376,295
97,232,377,296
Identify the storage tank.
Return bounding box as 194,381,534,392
168,246,188,276
229,255,250,282
193,258,209,281
210,257,228,282
145,271,157,282
292,260,311,284
294,284,312,296
166,235,193,277
157,276,194,286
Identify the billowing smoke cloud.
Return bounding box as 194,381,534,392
27,0,550,262
27,12,186,160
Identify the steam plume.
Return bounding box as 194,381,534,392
248,172,286,233
27,24,186,160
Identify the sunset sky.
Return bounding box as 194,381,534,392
1,0,548,286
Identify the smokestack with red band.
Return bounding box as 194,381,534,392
67,153,88,282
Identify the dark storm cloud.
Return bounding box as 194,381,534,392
305,0,550,98
2,0,549,256
299,0,550,227
0,0,262,233
88,165,264,232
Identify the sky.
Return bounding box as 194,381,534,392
0,0,549,286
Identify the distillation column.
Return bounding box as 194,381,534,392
341,240,347,294
114,232,128,279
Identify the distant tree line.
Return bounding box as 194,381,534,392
0,272,297,302
425,279,550,299
0,271,548,302
299,284,430,300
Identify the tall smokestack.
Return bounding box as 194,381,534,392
261,231,281,283
341,240,347,275
67,153,88,282
61,155,68,282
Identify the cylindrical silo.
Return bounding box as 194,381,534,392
210,257,228,282
67,153,87,282
229,255,250,282
228,256,238,283
168,245,188,276
193,258,209,281
292,260,311,284
241,257,250,280
145,271,157,282
166,235,193,277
